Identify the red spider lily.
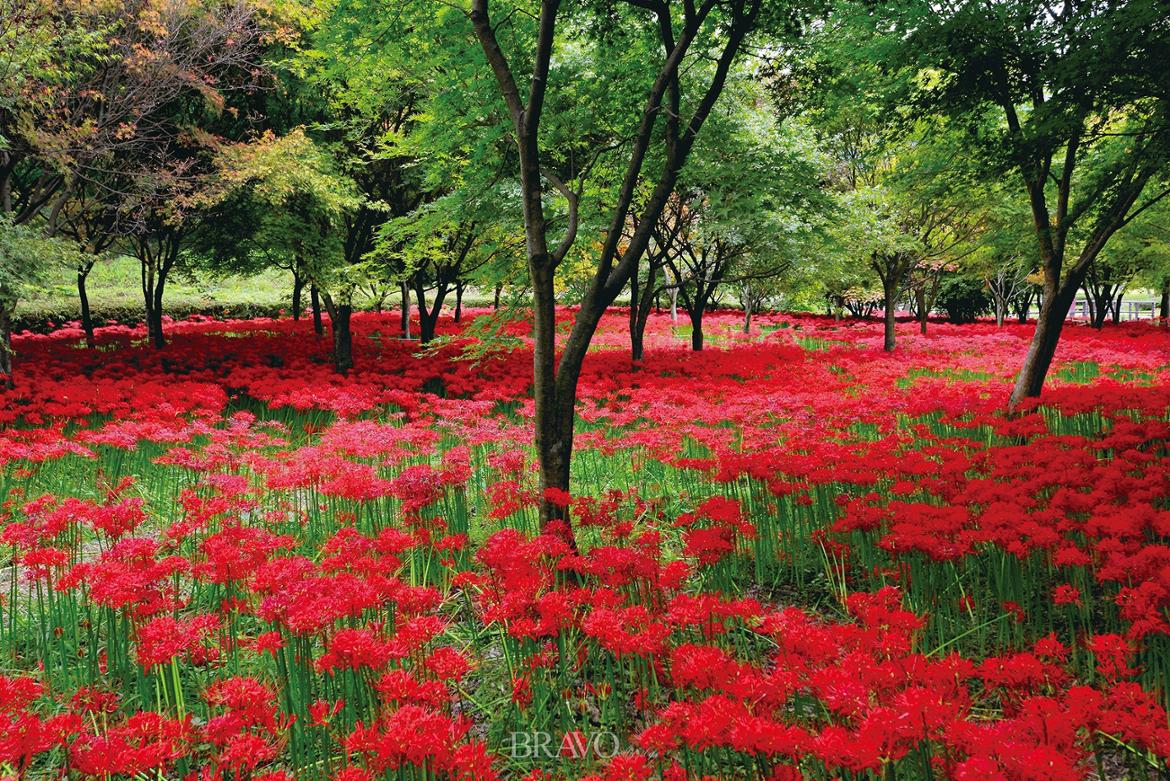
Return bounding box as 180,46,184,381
2,309,1170,779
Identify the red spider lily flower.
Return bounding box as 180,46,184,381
135,613,221,671
1052,584,1082,606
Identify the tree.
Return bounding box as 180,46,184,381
462,0,773,533
1088,194,1170,326
864,0,1170,406
305,5,437,346
665,199,739,351
628,196,687,360
379,191,513,343
660,103,830,350
802,46,986,349
964,198,1038,327
0,217,75,386
832,186,919,350
1,0,267,346
199,128,362,369
48,184,120,347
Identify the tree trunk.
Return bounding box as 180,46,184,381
454,282,464,323
78,269,95,348
142,270,166,349
414,278,448,345
291,272,304,320
331,304,353,373
1009,276,1082,409
916,286,927,335
995,297,1006,328
419,313,438,343
310,285,323,336
529,262,574,535
1088,288,1111,329
400,281,411,339
669,288,679,323
1160,277,1169,320
1111,293,1123,324
629,260,641,351
689,308,704,351
493,282,502,311
630,265,657,362
882,278,897,352
1015,289,1034,323
631,318,646,362
0,306,12,389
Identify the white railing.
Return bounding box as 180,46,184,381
1065,299,1162,321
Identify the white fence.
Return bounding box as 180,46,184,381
1065,299,1162,321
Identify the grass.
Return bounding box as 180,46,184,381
20,256,293,323
18,256,520,329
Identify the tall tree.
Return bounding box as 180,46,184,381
860,0,1170,405
1,0,267,346
463,0,773,533
659,100,831,350
0,217,75,386
197,128,362,368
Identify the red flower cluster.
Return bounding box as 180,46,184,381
0,307,1168,779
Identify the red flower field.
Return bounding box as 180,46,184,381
1,309,1168,780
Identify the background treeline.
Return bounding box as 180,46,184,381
2,0,1169,380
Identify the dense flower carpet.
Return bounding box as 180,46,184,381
1,308,1168,780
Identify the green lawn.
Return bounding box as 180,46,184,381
19,256,295,326
17,257,513,330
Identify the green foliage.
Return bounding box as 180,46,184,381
937,275,991,324
198,127,364,297
0,216,76,312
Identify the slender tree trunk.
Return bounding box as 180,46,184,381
330,304,353,373
310,285,323,336
148,279,167,349
1088,289,1111,329
629,261,640,348
400,281,411,339
78,269,95,348
1016,289,1034,323
630,267,657,362
743,295,753,333
1111,293,1123,324
669,288,679,323
493,282,502,310
0,306,12,389
292,272,304,320
628,262,649,360
916,287,928,335
689,307,704,351
882,277,897,352
1160,277,1169,320
454,281,464,323
995,297,1006,327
